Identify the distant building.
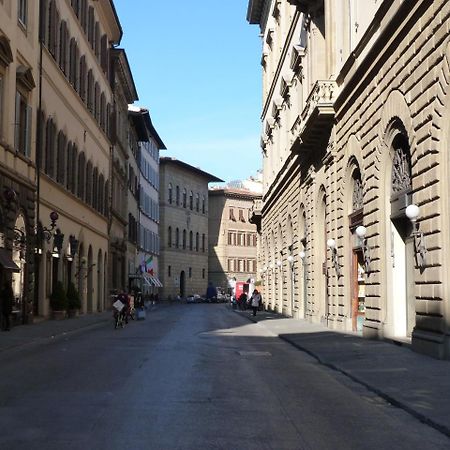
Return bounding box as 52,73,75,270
129,107,166,295
159,158,222,300
109,49,138,295
208,182,262,291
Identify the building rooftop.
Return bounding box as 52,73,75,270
159,157,223,183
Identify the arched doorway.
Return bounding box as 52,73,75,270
179,271,186,297
97,249,103,311
388,134,416,338
12,214,27,323
87,245,93,313
348,169,365,333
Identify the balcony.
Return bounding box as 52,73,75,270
290,80,337,153
249,199,263,233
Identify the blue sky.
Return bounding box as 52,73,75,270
114,0,262,183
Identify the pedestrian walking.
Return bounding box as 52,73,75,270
1,280,14,331
238,292,247,310
250,289,262,317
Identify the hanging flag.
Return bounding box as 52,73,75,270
146,256,154,275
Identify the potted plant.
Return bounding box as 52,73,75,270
50,281,68,320
67,282,81,317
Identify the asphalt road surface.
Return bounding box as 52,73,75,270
0,304,449,450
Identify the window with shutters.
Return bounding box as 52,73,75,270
229,208,236,221
18,0,28,27
15,90,32,157
56,131,66,185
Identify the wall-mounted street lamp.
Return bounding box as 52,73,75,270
355,225,371,273
36,211,60,254
51,228,64,258
287,255,294,265
406,204,427,268
276,259,282,268
327,238,341,277
299,251,306,260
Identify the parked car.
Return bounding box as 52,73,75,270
186,294,202,303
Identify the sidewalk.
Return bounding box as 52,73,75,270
236,308,450,438
0,311,111,353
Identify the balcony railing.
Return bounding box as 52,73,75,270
291,80,337,152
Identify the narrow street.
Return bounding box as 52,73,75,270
0,304,448,450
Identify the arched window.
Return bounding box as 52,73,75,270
69,143,78,194
45,118,56,178
100,93,106,130
47,0,58,57
86,160,93,206
195,232,199,251
189,191,193,210
104,180,109,216
195,193,199,212
59,21,68,74
202,234,206,252
56,130,66,185
69,38,79,89
87,69,94,112
168,226,172,247
77,152,86,199
175,228,179,248
176,186,180,205
98,174,105,214
189,231,193,250
168,183,173,204
92,167,98,210
94,22,100,58
182,229,186,249
202,195,206,214
182,189,187,208
94,82,100,121
79,55,87,102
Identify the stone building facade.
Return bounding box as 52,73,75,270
109,48,138,295
248,0,450,358
208,187,261,292
159,158,222,300
0,0,39,324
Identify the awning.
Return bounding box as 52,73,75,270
142,274,163,287
0,248,20,272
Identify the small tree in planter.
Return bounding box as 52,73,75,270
67,282,81,317
50,281,68,320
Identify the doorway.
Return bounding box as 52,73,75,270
351,249,365,332
179,270,186,298
390,217,415,337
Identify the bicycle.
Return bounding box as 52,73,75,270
113,308,125,329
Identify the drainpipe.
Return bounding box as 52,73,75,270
33,0,45,321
